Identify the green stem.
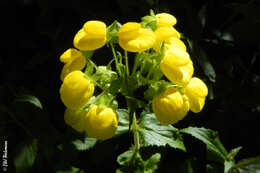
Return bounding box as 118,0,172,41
132,112,140,150
110,42,121,76
146,63,155,79
124,50,130,77
131,54,139,77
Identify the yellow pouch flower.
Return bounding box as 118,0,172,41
154,26,180,42
160,48,194,86
184,77,208,113
73,21,107,51
60,71,94,110
60,48,86,81
118,22,155,52
64,108,88,132
156,13,177,27
152,86,190,125
60,48,83,63
154,37,186,53
85,105,118,140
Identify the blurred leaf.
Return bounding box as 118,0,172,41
138,112,186,151
198,5,207,28
56,166,84,173
234,156,260,173
225,160,234,173
228,146,242,160
226,2,260,24
115,109,130,136
181,127,228,162
14,139,38,173
15,95,43,109
188,40,216,82
208,83,215,100
72,137,97,151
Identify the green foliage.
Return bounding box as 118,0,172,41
72,137,97,151
56,167,85,173
233,156,260,173
14,139,38,173
117,147,161,173
181,127,228,162
138,112,186,151
115,109,130,136
15,95,43,110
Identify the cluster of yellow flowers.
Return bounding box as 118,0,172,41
58,12,208,140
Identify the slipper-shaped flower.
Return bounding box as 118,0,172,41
74,21,107,51
60,71,94,110
118,22,156,52
184,77,208,113
152,86,190,125
85,105,118,140
60,48,86,81
160,48,194,86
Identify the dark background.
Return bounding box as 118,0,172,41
1,0,260,172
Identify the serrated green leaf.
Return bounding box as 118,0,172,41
180,127,228,162
143,153,161,173
115,109,130,136
14,139,38,173
117,147,140,167
72,137,97,151
15,95,43,109
138,113,186,151
234,156,260,173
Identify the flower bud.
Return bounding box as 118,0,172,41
73,21,107,51
118,22,155,52
85,105,118,140
184,77,208,113
60,71,94,109
152,87,189,125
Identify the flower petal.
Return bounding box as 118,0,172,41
156,13,177,27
